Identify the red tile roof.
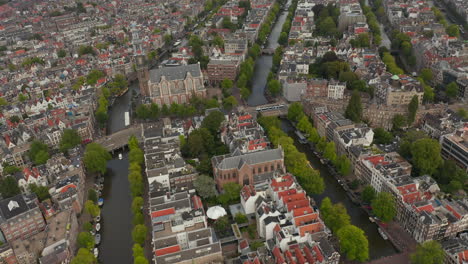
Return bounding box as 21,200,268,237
154,245,181,256
151,208,175,218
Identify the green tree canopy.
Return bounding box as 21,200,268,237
267,79,282,97
234,213,248,224
361,185,376,203
29,183,50,202
59,129,82,152
371,192,396,222
218,182,242,206
320,197,351,233
337,225,369,262
411,138,443,175
2,165,21,175
411,240,444,264
133,243,144,259
223,96,238,110
193,175,217,199
0,176,21,198
88,189,98,203
132,196,144,215
132,224,147,245
134,256,149,264
446,82,458,99
287,102,304,122
373,128,394,144
446,24,460,37
420,68,433,83
83,143,112,174
201,111,225,135
77,232,94,250
71,248,97,264
345,90,362,122
28,141,50,165
85,200,100,218
407,95,419,125
392,114,406,131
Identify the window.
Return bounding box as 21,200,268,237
258,167,262,173
271,165,274,171
264,166,268,172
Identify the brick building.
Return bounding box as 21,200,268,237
212,148,285,190
139,64,206,106
207,58,240,84
0,194,46,242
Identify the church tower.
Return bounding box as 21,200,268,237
135,55,150,97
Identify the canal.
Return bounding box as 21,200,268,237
281,120,397,260
247,1,290,106
99,81,138,263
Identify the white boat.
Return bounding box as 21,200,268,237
95,223,101,232
93,248,99,258
95,234,101,245
320,159,326,164
98,198,104,207
369,217,375,223
378,227,388,240
95,215,101,223
118,153,123,160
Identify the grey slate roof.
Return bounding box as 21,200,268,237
149,64,202,83
213,148,283,170
0,194,37,222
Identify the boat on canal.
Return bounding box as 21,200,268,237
95,215,101,223
98,198,104,207
95,234,101,245
378,227,388,240
369,217,375,223
295,130,308,144
95,223,101,232
118,153,123,160
93,248,99,258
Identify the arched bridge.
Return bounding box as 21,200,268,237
94,124,143,153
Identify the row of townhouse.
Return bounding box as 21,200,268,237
307,106,468,247
141,119,224,264
0,148,86,264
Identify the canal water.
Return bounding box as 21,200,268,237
281,120,397,260
99,81,138,263
247,1,290,106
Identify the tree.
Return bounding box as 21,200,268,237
446,82,459,99
235,213,248,224
59,129,81,152
88,189,98,203
213,215,230,233
407,95,419,125
457,108,468,119
411,240,444,264
399,130,429,159
337,225,369,262
2,165,20,175
201,111,224,135
392,114,406,130
411,138,443,175
28,141,50,165
287,102,304,122
77,232,94,250
133,243,144,259
134,256,149,264
132,224,147,245
371,192,396,222
278,32,288,45
133,211,144,225
323,142,337,163
219,182,242,205
0,176,21,198
345,90,362,122
71,248,96,264
221,78,233,95
336,155,351,176
85,200,100,218
373,128,393,144
267,79,282,96
132,197,144,215
193,175,217,198
29,183,50,202
320,198,350,233
164,34,172,45
361,185,376,203
446,24,460,37
129,148,144,165
420,68,433,83
83,222,93,232
212,35,224,48
57,49,67,58
223,96,238,110
0,97,7,106
83,143,112,174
